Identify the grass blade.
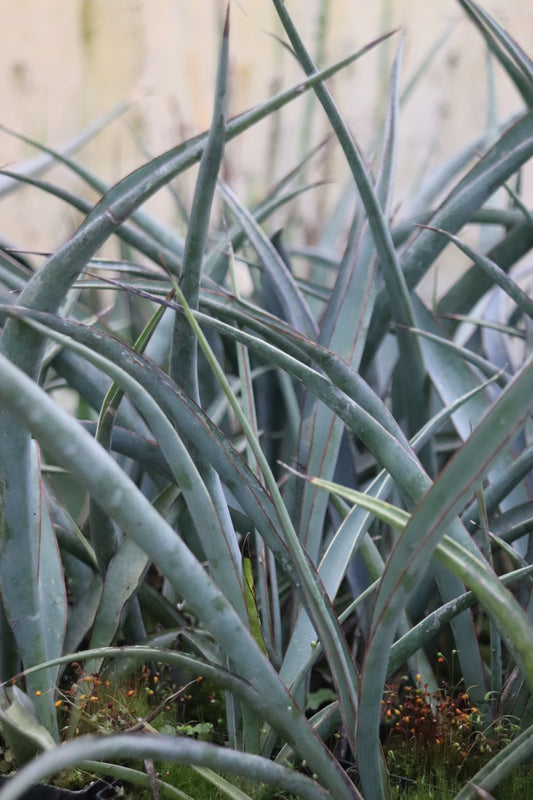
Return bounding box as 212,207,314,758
364,109,533,369
358,354,533,799
0,103,129,199
428,225,533,321
90,291,174,572
438,219,533,322
169,8,229,395
169,285,360,753
0,442,66,741
11,312,248,623
0,352,359,800
457,0,533,105
86,537,149,674
0,735,337,800
293,36,404,564
220,181,317,338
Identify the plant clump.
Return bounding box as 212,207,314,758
1,1,533,799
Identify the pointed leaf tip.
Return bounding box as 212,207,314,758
224,5,230,36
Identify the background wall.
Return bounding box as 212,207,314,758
1,0,532,270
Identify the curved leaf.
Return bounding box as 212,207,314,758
458,0,533,106
0,353,358,800
0,734,336,800
358,355,533,799
364,109,533,369
0,442,65,740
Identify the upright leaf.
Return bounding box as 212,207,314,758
0,444,66,739
357,356,533,799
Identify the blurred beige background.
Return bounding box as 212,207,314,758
1,0,532,261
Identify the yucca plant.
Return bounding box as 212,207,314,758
0,1,532,799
